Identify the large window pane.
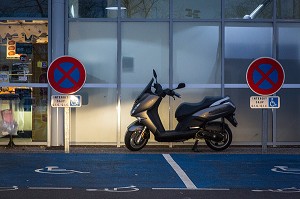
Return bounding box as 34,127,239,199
69,22,117,84
225,24,273,84
0,87,48,142
121,22,169,84
69,0,110,18
277,0,300,19
0,21,48,84
277,24,300,84
173,0,221,19
120,22,169,141
68,22,118,143
121,0,169,19
32,87,48,142
225,24,273,144
277,89,300,142
225,0,273,19
173,22,221,84
0,0,48,17
277,23,300,142
71,88,118,143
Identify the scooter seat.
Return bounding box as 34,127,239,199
175,96,223,119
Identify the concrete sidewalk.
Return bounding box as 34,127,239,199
0,145,299,154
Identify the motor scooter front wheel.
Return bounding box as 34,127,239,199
205,125,232,151
124,129,149,151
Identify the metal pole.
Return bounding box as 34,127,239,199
262,109,268,153
64,107,70,153
51,0,65,146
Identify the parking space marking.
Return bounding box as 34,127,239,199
162,154,197,189
28,187,72,190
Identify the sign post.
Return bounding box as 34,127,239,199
246,57,285,153
48,56,86,153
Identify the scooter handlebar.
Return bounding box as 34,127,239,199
174,91,181,98
163,89,181,99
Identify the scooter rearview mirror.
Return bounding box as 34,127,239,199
153,69,157,79
153,69,158,83
176,83,185,89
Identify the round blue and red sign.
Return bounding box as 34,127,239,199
246,57,285,96
48,56,86,94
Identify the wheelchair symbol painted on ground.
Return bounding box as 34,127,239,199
86,185,139,193
252,187,300,193
35,166,90,174
271,166,300,175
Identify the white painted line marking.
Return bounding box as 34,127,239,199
162,154,197,189
0,186,18,191
152,188,230,191
28,187,72,190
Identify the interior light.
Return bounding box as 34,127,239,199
71,5,75,18
106,0,126,10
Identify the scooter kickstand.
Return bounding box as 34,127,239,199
192,139,200,152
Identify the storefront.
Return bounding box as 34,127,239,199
0,0,48,145
0,0,300,147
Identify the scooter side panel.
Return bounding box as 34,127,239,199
192,103,235,121
133,111,158,134
131,94,160,115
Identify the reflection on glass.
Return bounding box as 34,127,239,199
121,22,169,84
173,0,221,19
0,0,48,17
0,87,48,142
277,89,300,142
72,88,118,143
32,87,48,141
225,0,273,19
277,24,300,83
121,0,169,18
224,24,272,84
69,0,109,18
277,0,300,19
69,22,117,84
173,23,221,84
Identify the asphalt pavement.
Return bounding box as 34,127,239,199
0,144,300,154
0,145,299,199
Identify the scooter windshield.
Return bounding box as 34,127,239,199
135,78,154,102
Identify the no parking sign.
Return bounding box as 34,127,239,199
47,56,86,94
47,55,86,153
246,57,285,109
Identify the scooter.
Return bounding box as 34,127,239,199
124,70,238,152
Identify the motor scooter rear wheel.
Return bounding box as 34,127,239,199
124,129,149,151
205,125,232,151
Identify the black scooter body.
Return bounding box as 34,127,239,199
125,70,238,151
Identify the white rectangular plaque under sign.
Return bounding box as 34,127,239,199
51,95,82,107
250,96,280,109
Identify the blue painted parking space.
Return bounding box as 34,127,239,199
0,153,299,190
0,154,185,189
171,154,300,189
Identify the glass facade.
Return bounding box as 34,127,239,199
1,0,300,146
0,17,48,144
0,0,48,18
66,0,300,146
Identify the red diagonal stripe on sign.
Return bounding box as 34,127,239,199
56,64,77,86
254,66,276,87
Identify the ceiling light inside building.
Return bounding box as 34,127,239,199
106,0,126,10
